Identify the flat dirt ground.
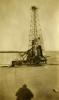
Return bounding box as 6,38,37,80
0,65,59,100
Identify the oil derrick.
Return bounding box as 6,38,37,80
28,6,43,53
11,6,47,67
27,6,47,64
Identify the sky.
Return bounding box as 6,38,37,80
0,0,59,51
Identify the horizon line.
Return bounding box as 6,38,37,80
0,50,59,53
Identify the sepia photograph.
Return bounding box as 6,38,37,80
0,0,59,100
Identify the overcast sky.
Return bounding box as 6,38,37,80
0,0,59,51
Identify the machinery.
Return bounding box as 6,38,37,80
11,6,47,67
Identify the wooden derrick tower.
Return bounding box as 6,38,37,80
27,6,47,64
